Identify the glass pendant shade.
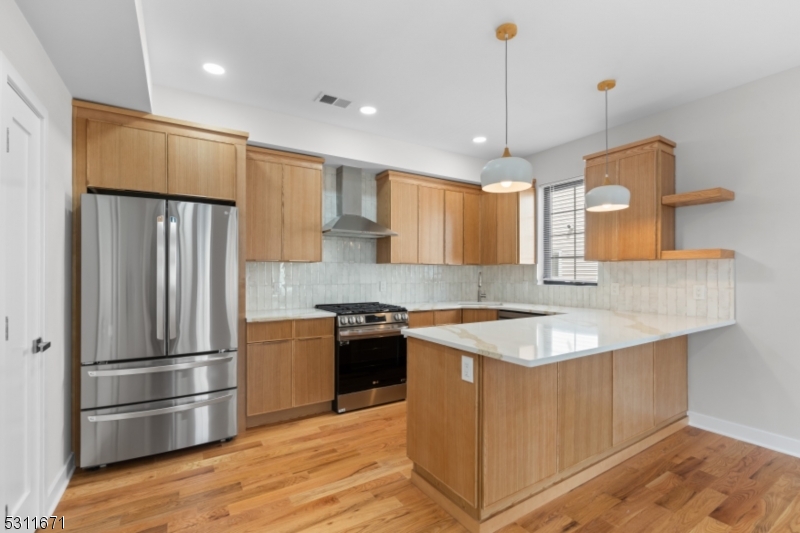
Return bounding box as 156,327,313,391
585,182,630,212
481,152,533,193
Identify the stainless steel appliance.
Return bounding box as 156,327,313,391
315,303,408,413
80,194,238,468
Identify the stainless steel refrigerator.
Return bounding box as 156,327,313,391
80,194,238,468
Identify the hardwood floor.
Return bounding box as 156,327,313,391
57,402,800,533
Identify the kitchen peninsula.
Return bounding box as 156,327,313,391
402,304,735,533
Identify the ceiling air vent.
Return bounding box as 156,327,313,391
315,93,352,109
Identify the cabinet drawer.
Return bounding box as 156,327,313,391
434,309,462,326
294,318,334,338
247,321,293,343
408,311,434,329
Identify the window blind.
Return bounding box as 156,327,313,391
542,178,598,284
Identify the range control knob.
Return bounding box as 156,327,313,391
348,316,355,324
393,313,401,321
339,317,346,325
357,316,365,324
402,313,408,320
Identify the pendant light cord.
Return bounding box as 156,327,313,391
505,34,509,148
604,87,609,179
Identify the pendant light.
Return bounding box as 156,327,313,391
480,23,533,194
585,79,630,212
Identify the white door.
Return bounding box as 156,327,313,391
0,78,44,527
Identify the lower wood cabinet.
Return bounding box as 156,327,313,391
434,309,461,326
654,335,688,424
408,311,435,329
461,309,498,323
613,343,655,445
246,319,334,417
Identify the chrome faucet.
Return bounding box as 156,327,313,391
478,271,486,302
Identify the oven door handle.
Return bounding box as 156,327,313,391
338,326,406,340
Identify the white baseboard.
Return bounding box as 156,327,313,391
688,411,800,459
45,453,74,516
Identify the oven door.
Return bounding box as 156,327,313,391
336,335,406,395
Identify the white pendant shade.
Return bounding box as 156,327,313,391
585,183,630,212
481,155,533,193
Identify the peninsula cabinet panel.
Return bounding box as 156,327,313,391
433,309,461,326
283,165,322,262
168,134,237,200
584,162,618,261
408,311,435,329
617,151,658,260
247,341,293,416
461,309,498,324
654,336,688,424
480,193,498,264
463,193,481,265
444,190,464,265
407,339,478,507
557,353,613,471
246,159,283,261
482,358,558,506
85,120,167,193
496,192,519,264
418,186,445,265
613,343,655,445
293,337,335,407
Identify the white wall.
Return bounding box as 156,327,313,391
528,65,800,447
151,85,486,182
1,0,74,512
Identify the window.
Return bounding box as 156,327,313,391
542,178,598,285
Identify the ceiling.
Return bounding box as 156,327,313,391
17,1,800,159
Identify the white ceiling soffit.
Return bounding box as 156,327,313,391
142,0,800,158
16,0,152,112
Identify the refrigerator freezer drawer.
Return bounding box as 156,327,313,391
81,352,238,409
80,390,237,467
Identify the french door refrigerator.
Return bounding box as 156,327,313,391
80,194,238,467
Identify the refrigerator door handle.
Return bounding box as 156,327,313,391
86,391,234,422
156,215,165,340
86,354,235,377
168,216,178,340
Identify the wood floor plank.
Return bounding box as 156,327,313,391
54,403,800,533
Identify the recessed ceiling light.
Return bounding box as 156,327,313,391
359,106,377,115
203,63,225,75
473,136,487,143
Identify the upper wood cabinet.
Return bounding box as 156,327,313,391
376,170,534,265
584,136,676,261
246,146,324,262
74,100,247,201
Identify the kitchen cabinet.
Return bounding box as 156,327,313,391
377,176,419,264
480,194,498,264
167,134,237,200
246,318,335,418
433,309,462,325
612,344,654,445
444,190,464,265
408,311,435,328
463,193,481,265
482,188,537,265
461,309,498,323
584,136,676,261
418,186,445,264
654,336,688,424
246,146,324,262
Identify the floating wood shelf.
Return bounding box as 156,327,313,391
661,249,735,260
661,187,734,207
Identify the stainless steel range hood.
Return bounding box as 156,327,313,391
322,166,397,238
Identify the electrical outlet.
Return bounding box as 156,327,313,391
379,281,387,292
461,356,474,383
610,283,620,296
693,285,707,300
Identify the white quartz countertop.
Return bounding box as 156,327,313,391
402,302,735,368
246,308,336,323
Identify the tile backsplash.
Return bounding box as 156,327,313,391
246,166,735,319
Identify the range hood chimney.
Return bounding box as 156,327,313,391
322,166,397,238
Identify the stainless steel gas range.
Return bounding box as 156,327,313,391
315,303,409,413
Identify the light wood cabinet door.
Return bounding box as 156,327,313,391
246,159,283,261
444,191,464,265
282,164,322,262
617,151,658,260
613,344,654,445
85,120,167,193
463,193,481,265
584,162,618,261
557,353,613,471
293,337,334,407
246,341,293,416
433,309,461,326
167,134,237,200
654,336,688,424
461,309,497,323
379,180,418,264
418,186,445,265
408,311,434,328
480,193,498,264
497,192,519,264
